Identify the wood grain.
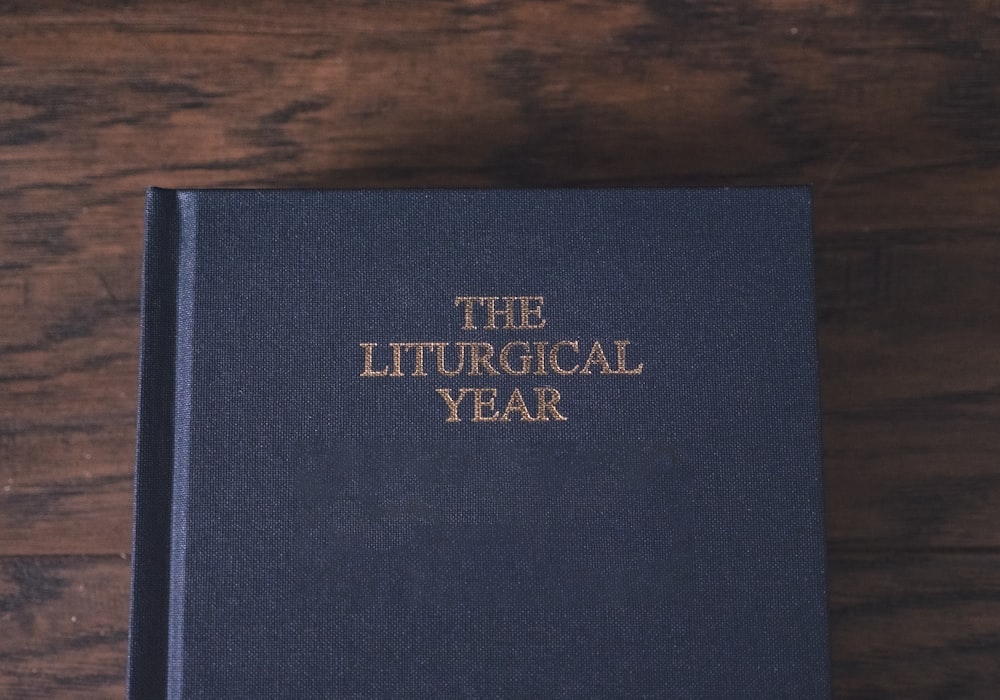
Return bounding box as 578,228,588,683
831,553,1000,699
2,1,999,697
0,556,129,700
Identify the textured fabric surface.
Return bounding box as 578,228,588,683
130,188,829,699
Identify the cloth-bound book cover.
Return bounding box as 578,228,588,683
128,188,829,699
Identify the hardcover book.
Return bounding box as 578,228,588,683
129,188,830,698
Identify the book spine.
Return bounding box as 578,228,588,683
127,188,182,699
167,191,199,698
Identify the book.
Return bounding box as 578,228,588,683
128,187,830,699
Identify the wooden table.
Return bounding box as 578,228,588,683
2,2,999,697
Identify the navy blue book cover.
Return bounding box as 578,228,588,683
129,188,829,699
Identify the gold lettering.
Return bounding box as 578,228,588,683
471,388,499,422
389,343,405,377
404,343,431,377
370,298,639,423
579,340,613,375
499,341,532,375
549,340,580,376
484,296,517,330
436,388,470,422
534,387,567,421
454,296,482,330
533,342,548,376
613,340,643,375
359,343,389,377
520,296,546,329
435,343,466,377
453,296,546,331
500,387,537,422
465,342,499,376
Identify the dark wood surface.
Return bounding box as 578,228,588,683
2,1,999,697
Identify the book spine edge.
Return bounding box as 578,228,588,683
127,188,181,700
167,191,198,698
